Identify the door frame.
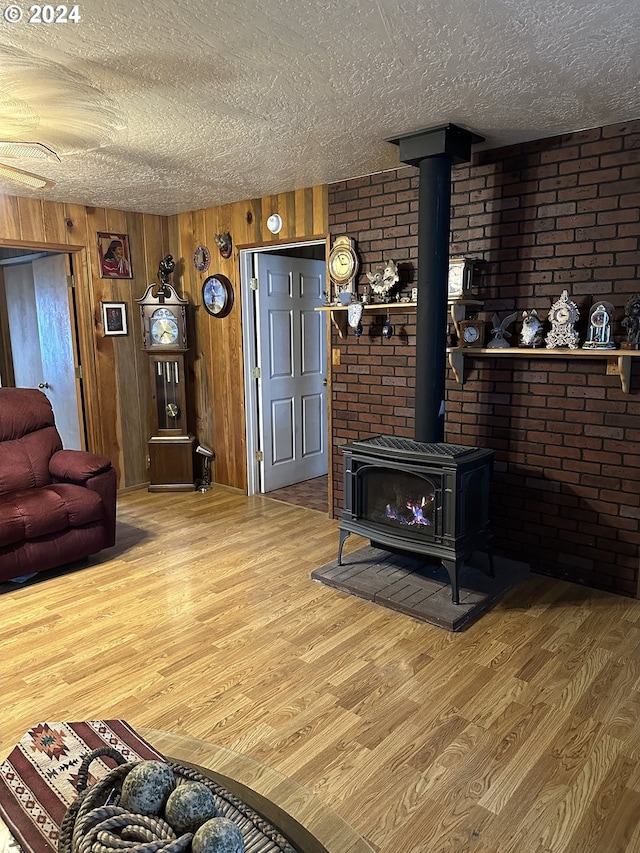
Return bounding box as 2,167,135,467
0,238,96,451
240,239,328,497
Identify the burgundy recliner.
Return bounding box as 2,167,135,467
0,388,117,582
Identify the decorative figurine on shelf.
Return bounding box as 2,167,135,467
348,302,363,341
487,311,518,348
583,301,617,349
157,255,175,291
546,290,580,349
519,309,544,348
366,259,399,302
621,292,640,349
214,232,233,259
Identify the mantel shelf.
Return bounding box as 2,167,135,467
447,346,640,393
316,302,417,311
315,302,417,337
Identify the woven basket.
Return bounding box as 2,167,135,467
57,747,297,853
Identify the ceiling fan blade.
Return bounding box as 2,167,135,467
0,141,60,161
0,162,55,189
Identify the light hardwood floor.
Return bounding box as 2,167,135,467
2,486,639,852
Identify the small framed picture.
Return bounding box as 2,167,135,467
97,231,133,279
102,302,128,336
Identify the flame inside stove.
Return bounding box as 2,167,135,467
385,494,433,526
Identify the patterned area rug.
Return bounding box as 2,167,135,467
0,720,162,853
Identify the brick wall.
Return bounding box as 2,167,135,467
328,120,640,598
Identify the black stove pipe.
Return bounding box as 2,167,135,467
415,155,451,442
388,125,484,443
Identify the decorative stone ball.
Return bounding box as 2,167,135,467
164,781,218,834
192,817,244,853
120,761,176,815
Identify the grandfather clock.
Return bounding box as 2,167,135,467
136,259,195,491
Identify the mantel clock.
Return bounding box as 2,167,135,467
136,277,195,491
448,256,477,300
545,290,580,349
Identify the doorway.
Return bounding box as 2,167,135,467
0,247,86,449
240,240,329,502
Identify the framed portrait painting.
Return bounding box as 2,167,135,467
102,302,128,336
97,231,133,279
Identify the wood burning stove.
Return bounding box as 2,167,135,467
339,437,494,603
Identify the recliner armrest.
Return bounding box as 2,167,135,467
49,449,113,485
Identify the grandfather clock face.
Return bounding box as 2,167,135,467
137,283,188,352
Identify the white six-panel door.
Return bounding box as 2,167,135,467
256,253,327,491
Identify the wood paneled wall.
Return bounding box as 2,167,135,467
0,194,168,489
168,186,328,491
0,186,328,492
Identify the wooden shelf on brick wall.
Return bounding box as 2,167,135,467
316,302,417,338
447,346,640,393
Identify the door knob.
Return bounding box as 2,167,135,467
38,382,50,389
322,378,327,386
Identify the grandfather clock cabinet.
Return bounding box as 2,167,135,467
136,280,195,492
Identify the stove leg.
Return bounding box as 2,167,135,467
337,529,351,565
441,557,461,604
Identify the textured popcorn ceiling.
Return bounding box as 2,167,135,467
0,0,638,215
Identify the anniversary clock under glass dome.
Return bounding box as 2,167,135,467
136,266,195,492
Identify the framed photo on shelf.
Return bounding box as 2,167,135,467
97,231,133,279
102,302,128,336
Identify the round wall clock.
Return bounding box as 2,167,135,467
202,274,234,318
193,245,211,272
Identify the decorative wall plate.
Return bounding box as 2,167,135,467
193,245,211,272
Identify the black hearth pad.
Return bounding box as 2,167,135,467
311,545,530,632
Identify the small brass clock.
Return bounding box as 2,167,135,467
458,319,487,348
329,236,359,293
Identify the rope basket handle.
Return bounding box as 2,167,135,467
76,747,129,794
58,749,133,853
